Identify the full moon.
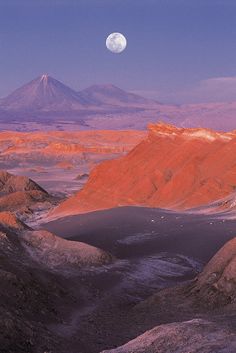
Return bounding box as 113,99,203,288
106,33,127,54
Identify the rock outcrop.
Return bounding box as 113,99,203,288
101,238,236,353
101,319,236,353
0,211,30,231
0,170,53,217
0,170,47,194
0,212,113,271
190,237,236,307
20,229,113,269
52,123,236,218
0,212,114,351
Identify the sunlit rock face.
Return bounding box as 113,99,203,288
0,212,30,231
52,123,236,218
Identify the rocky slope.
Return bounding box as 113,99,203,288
101,237,236,353
0,170,53,217
190,237,236,307
0,212,113,271
101,319,236,353
0,170,46,194
0,212,113,352
136,237,236,315
0,211,30,231
52,123,236,218
1,206,236,352
0,74,91,111
0,215,65,353
21,229,113,270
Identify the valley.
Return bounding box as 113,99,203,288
1,205,236,353
0,129,145,198
1,96,236,353
1,1,236,352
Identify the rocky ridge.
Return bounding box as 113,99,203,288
52,123,236,218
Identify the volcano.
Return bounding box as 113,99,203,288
2,75,236,132
0,74,92,111
79,84,160,107
0,75,159,113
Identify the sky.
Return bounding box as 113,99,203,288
0,0,236,103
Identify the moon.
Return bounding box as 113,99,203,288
106,33,127,54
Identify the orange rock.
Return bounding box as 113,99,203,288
0,130,145,156
0,211,29,230
52,123,236,217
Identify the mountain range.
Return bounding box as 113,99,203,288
1,74,236,131
0,74,160,112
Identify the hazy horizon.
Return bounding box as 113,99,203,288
0,0,236,104
2,72,236,106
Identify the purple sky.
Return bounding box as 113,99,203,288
0,0,236,104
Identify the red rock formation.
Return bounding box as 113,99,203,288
56,161,75,170
0,170,47,194
0,130,146,156
52,123,236,217
0,170,51,215
0,212,30,231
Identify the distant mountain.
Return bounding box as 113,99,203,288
0,75,160,113
1,75,236,132
0,74,92,111
80,84,160,107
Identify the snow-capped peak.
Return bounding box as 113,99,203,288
40,74,49,82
